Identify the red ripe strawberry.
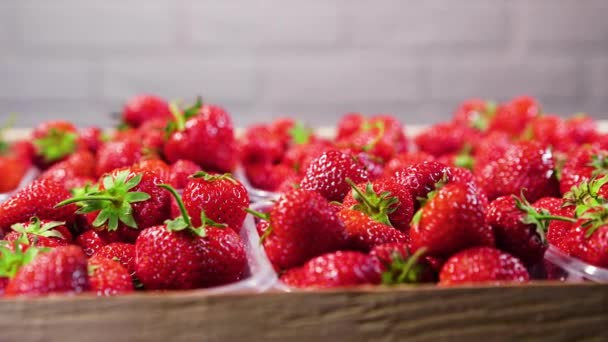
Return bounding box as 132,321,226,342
5,217,72,250
439,247,529,285
244,163,297,192
280,251,380,288
132,159,172,181
565,114,598,145
562,207,608,267
488,96,540,137
0,178,76,234
257,220,299,272
415,122,477,157
350,152,384,181
393,161,452,207
5,245,89,296
75,230,110,257
169,159,201,189
0,241,45,295
88,255,134,296
336,113,365,140
269,118,298,143
342,179,413,231
282,139,334,174
31,120,79,169
452,99,497,131
40,149,96,189
410,182,494,257
559,145,607,195
534,197,575,252
164,99,238,173
486,196,574,266
338,121,397,162
78,126,104,153
476,141,559,202
135,185,246,289
250,189,347,270
0,156,26,193
93,242,136,275
8,140,35,167
122,94,171,128
369,243,435,284
182,171,249,232
471,131,511,172
95,138,144,177
57,167,171,238
299,150,369,202
240,125,285,165
383,151,436,178
338,209,408,252
136,118,170,153
524,114,571,152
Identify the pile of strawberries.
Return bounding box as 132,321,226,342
0,94,607,296
243,96,608,288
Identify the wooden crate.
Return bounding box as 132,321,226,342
0,282,606,341
2,127,608,341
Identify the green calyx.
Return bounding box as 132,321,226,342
411,173,450,227
453,144,474,170
191,170,238,185
0,114,16,155
513,193,575,245
243,208,273,243
33,128,78,162
361,120,386,153
588,153,608,178
10,217,66,240
165,97,203,136
469,100,497,132
345,178,398,227
158,184,224,238
578,205,608,238
0,240,48,278
381,247,428,285
55,170,151,231
563,176,608,217
289,122,313,145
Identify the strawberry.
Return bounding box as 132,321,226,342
31,120,79,169
409,182,494,257
0,178,76,234
415,122,477,157
75,230,111,257
299,150,369,202
337,119,398,163
136,118,170,153
39,149,96,189
256,220,298,272
452,99,497,131
282,139,334,174
239,124,285,165
393,161,452,207
470,131,511,172
476,141,559,202
565,114,598,145
135,184,246,289
132,159,172,181
169,159,201,189
93,242,136,275
0,241,45,295
0,156,26,193
382,151,435,178
486,195,574,266
533,197,576,252
338,209,408,252
439,247,529,285
336,113,365,140
7,140,35,167
369,243,435,284
5,245,89,296
88,255,134,296
95,138,144,177
523,114,571,152
248,189,347,270
244,163,297,192
122,94,172,128
56,168,171,238
559,145,607,195
164,99,238,173
342,179,413,231
280,251,380,288
488,96,540,137
182,171,249,232
5,217,72,250
562,206,608,267
78,126,104,153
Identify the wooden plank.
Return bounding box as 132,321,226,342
0,282,606,342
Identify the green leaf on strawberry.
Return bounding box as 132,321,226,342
381,247,427,285
33,127,78,162
55,170,151,231
289,122,312,145
0,240,48,279
345,178,398,227
513,192,575,244
10,217,66,240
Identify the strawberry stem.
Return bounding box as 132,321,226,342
56,195,120,207
169,102,186,132
396,247,427,283
191,170,238,185
158,184,191,227
244,208,270,221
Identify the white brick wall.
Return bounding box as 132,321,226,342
0,0,607,128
